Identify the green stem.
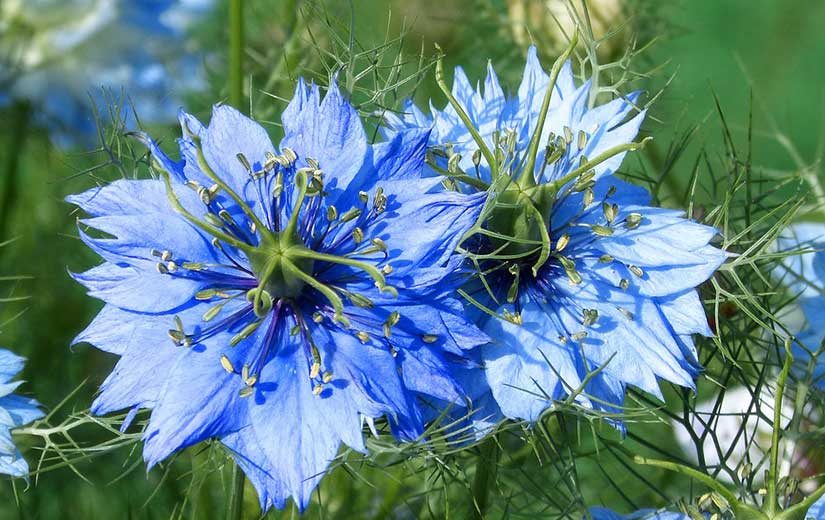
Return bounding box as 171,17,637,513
469,437,498,520
229,0,245,112
766,339,793,517
520,32,579,188
0,101,31,240
227,462,245,520
434,51,498,177
546,137,652,194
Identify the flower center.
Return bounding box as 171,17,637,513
247,234,314,300
486,180,555,267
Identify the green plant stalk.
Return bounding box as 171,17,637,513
765,339,793,517
0,101,31,240
469,436,498,520
229,0,245,112
227,462,245,520
520,31,579,188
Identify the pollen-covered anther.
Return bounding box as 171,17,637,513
502,311,522,325
582,308,599,327
624,213,642,229
628,265,644,278
220,354,235,374
322,371,333,383
373,187,387,213
383,311,400,338
355,331,369,344
422,334,439,343
282,146,297,164
312,384,323,396
602,202,619,224
382,264,393,275
577,130,587,151
555,233,570,252
352,227,364,244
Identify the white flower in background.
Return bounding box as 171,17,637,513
671,385,820,490
507,0,624,54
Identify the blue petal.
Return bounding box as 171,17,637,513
482,301,583,421
201,105,276,206
280,80,368,207
71,262,207,313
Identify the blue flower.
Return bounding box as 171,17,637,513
808,494,825,519
0,0,212,146
589,507,690,520
69,80,487,510
0,349,43,478
773,222,825,387
385,46,725,424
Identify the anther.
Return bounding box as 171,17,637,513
625,213,642,229
156,262,169,274
628,265,644,278
355,331,369,344
352,227,364,245
577,130,587,151
571,331,587,342
282,147,297,163
602,202,618,224
382,264,393,274
312,384,323,396
358,191,369,204
327,205,338,221
236,153,252,173
322,371,333,383
555,233,570,252
220,354,235,374
422,334,438,343
591,225,614,237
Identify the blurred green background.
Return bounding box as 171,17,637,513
1,0,823,517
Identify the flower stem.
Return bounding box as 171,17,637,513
229,0,245,112
227,462,245,520
765,338,793,517
469,437,497,520
0,101,31,240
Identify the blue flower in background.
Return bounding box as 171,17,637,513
0,0,212,146
774,222,825,387
589,507,689,520
808,494,825,519
0,349,43,478
70,80,486,510
386,47,725,425
773,222,825,298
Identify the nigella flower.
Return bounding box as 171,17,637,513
773,223,825,387
385,44,726,424
0,349,43,477
69,80,486,510
589,508,689,520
